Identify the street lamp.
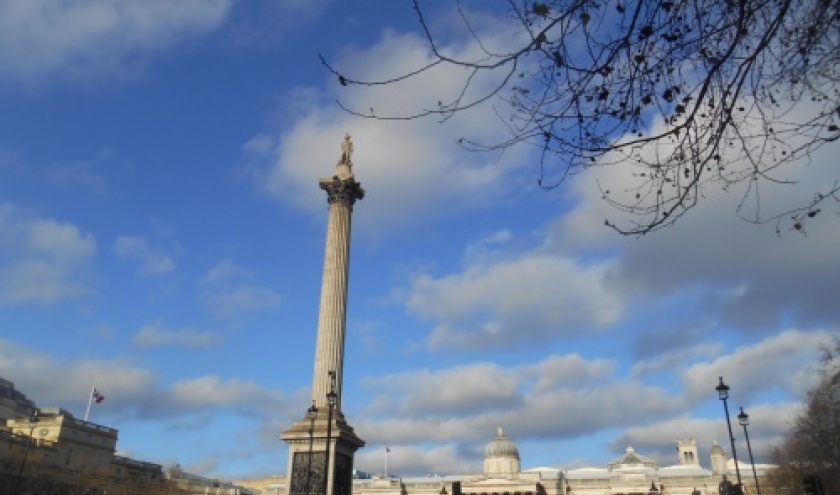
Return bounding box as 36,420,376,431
324,371,338,495
737,407,762,495
716,377,743,494
306,401,319,495
13,410,39,495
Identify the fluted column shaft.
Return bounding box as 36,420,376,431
312,178,363,413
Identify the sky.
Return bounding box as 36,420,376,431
0,0,838,483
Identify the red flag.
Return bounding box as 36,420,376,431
92,389,105,404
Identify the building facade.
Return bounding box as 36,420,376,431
260,430,772,495
0,378,177,494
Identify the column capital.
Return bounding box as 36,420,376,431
319,177,365,208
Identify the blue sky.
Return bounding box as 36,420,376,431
0,0,837,482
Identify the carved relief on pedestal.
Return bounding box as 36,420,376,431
291,451,327,495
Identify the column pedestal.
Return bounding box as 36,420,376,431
282,415,365,495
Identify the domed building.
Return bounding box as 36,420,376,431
349,432,773,495
484,426,522,479
460,425,562,495
353,426,563,495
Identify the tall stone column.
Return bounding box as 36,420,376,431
281,134,365,495
311,172,363,413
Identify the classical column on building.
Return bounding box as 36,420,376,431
281,134,366,495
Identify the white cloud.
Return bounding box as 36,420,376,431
0,338,155,409
199,260,282,318
611,416,728,459
349,330,829,465
0,338,290,422
526,354,614,393
0,203,96,303
165,375,284,414
291,4,840,343
0,0,235,83
355,444,480,478
403,251,623,351
114,235,176,277
546,101,840,330
680,330,834,404
354,378,684,448
246,27,537,235
355,354,682,448
132,323,223,349
362,363,524,418
202,260,249,285
609,404,797,465
462,230,513,265
631,342,726,377
25,218,96,259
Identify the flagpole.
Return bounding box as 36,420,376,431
84,386,95,422
384,447,388,478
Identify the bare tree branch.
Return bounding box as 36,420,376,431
323,0,840,235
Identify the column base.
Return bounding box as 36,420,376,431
282,415,365,495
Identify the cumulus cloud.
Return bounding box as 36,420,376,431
355,444,481,478
611,402,799,465
354,354,683,448
0,338,155,410
631,342,725,378
402,250,623,351
610,416,728,462
161,375,284,416
348,330,832,472
132,322,223,349
0,338,289,422
245,24,537,235
0,203,97,303
114,235,176,277
547,104,840,331
354,378,684,449
199,260,282,318
680,329,834,404
0,0,235,84
362,363,524,418
526,354,614,393
315,27,836,349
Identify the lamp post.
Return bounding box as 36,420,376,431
324,371,338,495
13,410,39,495
737,407,762,495
306,401,319,495
716,377,743,494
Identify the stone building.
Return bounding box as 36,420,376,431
0,377,167,493
347,431,772,495
564,438,773,495
7,407,119,475
0,377,257,494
